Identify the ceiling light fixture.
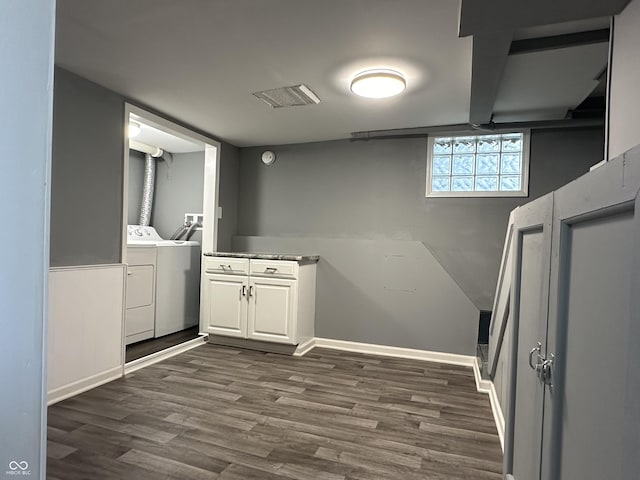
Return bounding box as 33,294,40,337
128,121,142,138
350,69,406,99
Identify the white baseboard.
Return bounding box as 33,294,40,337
293,338,316,356
47,366,122,406
311,337,476,367
473,358,505,451
124,335,207,374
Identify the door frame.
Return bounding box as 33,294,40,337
121,103,221,367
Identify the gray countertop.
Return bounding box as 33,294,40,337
204,252,319,263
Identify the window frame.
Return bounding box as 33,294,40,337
425,130,531,198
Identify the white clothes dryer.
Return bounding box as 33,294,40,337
126,225,201,340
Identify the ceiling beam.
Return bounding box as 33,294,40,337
459,0,631,37
460,0,628,127
509,29,610,55
469,30,513,126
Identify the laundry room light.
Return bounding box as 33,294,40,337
350,69,406,98
128,121,142,138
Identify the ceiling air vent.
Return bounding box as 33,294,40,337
252,84,321,108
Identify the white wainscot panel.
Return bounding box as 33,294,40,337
48,264,125,404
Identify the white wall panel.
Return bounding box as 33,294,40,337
48,265,125,404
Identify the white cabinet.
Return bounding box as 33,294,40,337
201,256,316,346
248,276,296,344
202,273,247,338
125,246,156,344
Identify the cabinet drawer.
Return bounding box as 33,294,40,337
127,246,156,266
204,256,249,275
126,265,155,309
250,259,297,279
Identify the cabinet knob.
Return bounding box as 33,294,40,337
265,267,278,273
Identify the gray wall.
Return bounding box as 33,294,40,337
50,68,124,266
152,151,205,241
128,145,239,249
0,0,55,476
52,67,240,264
237,129,603,311
235,235,480,355
218,143,240,252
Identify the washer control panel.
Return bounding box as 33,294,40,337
127,225,163,243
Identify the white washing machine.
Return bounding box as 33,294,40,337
127,225,201,339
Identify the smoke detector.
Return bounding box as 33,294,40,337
252,84,321,108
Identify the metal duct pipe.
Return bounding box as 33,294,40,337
139,154,156,226
350,117,605,140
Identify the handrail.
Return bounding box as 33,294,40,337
487,209,517,377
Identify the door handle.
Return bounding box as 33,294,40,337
248,285,254,297
528,342,543,371
540,354,554,387
265,267,278,274
241,285,246,297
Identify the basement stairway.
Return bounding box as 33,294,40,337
477,310,491,380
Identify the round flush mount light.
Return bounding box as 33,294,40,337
350,69,406,99
128,121,142,138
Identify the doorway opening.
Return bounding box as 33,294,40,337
122,104,220,366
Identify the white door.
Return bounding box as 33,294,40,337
506,194,553,480
247,277,296,344
541,158,640,479
202,273,247,338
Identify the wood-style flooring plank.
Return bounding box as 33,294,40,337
47,344,502,479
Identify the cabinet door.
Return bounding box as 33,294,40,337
125,264,155,343
126,265,154,310
247,277,297,344
202,273,247,338
541,159,640,480
505,194,553,480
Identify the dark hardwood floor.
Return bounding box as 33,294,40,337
125,327,201,363
47,344,502,479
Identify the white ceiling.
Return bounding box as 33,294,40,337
55,1,611,148
55,0,472,147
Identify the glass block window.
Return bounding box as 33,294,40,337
426,132,529,197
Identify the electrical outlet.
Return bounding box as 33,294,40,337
184,213,204,226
